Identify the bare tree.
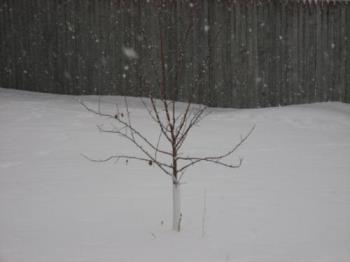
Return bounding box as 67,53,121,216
81,4,254,232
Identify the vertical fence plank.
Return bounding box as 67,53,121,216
0,0,349,107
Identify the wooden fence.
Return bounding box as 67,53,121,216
0,0,349,107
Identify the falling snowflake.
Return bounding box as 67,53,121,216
101,56,107,67
122,47,138,59
64,71,71,79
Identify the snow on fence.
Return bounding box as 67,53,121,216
0,0,349,108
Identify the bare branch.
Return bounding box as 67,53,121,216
81,153,172,177
149,96,172,142
177,125,255,172
154,129,163,161
123,96,135,140
80,100,115,119
98,127,172,177
97,124,172,158
176,105,208,150
174,101,192,139
140,97,160,125
82,153,149,164
156,18,175,144
81,101,172,158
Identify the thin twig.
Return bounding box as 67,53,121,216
177,125,255,172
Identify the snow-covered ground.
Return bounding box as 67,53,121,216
1,87,350,262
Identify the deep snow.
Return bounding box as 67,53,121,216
1,88,350,262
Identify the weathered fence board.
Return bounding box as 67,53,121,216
0,0,349,107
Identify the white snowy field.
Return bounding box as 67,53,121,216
0,87,350,262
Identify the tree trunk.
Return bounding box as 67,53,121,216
172,182,181,232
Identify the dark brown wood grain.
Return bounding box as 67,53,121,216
0,0,349,107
